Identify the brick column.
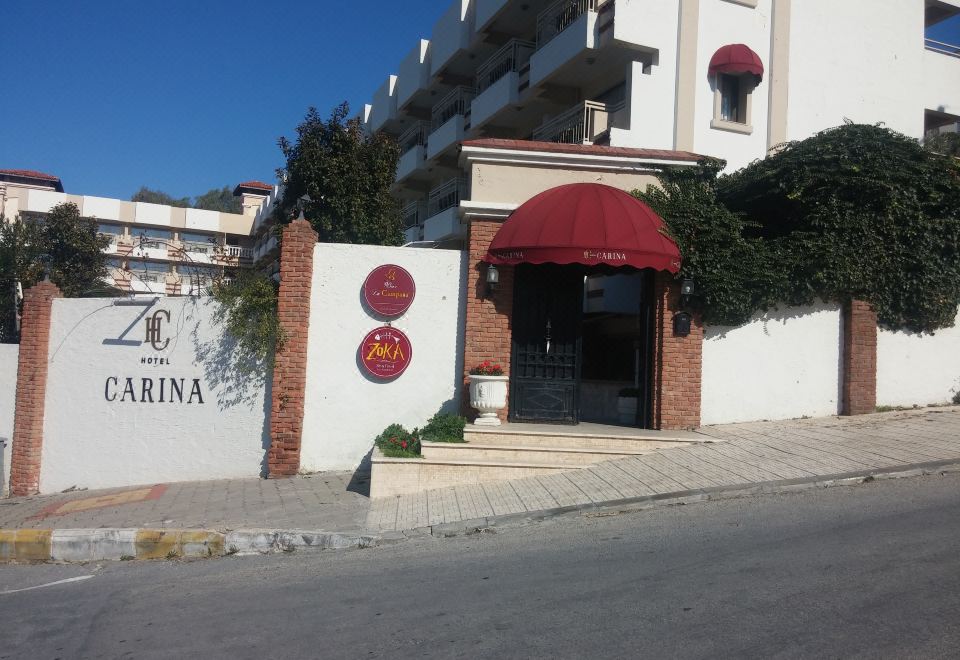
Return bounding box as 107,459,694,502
10,281,61,496
842,299,877,416
462,219,514,422
267,219,318,477
651,271,703,430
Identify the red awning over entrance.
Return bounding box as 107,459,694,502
484,183,681,273
708,44,764,81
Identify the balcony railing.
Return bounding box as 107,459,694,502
183,241,211,254
536,0,605,49
431,86,477,131
427,178,468,218
531,100,626,144
226,246,254,260
401,201,425,229
476,39,536,93
926,38,960,58
398,121,431,155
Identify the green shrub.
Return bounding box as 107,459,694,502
420,413,466,443
374,423,421,458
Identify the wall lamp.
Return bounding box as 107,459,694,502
485,264,500,298
674,278,696,337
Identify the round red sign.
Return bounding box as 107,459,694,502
359,326,413,380
363,264,416,318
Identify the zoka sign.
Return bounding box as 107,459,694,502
359,326,412,379
101,302,205,404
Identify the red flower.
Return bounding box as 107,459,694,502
401,441,408,449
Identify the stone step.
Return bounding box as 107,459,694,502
420,441,654,466
370,449,577,498
462,426,707,452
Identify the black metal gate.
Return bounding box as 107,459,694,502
509,264,583,423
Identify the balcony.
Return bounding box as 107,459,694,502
226,246,254,262
397,40,431,110
529,0,617,89
427,86,476,161
430,0,475,77
424,178,468,242
368,75,399,134
924,38,960,120
471,39,536,129
401,200,427,243
532,100,626,144
396,121,431,183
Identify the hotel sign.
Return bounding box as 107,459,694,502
359,326,412,380
363,264,415,317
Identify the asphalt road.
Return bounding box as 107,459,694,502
1,472,959,660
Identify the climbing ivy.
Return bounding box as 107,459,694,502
637,124,960,333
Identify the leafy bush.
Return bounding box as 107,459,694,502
374,423,421,458
419,413,466,444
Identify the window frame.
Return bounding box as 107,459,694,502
711,72,756,135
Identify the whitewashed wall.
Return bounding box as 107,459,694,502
40,297,269,493
301,244,467,471
877,310,960,408
0,344,18,494
701,302,842,425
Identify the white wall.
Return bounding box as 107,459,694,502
693,0,773,171
701,302,842,425
40,297,269,493
301,243,467,471
786,0,925,141
877,310,960,408
0,344,18,495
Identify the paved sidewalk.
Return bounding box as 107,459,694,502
366,407,960,534
0,470,371,535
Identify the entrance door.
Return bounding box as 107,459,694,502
510,264,583,423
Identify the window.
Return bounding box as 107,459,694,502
181,231,215,253
133,261,170,282
98,223,121,238
711,72,755,134
137,228,172,249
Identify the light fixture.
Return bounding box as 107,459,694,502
680,279,695,296
485,264,500,298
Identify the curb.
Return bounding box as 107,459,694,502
0,528,379,564
387,459,960,539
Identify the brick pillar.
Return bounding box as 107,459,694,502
842,299,877,416
651,271,703,430
462,219,514,422
10,281,61,496
267,219,318,477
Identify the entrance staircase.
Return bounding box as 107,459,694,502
370,423,715,498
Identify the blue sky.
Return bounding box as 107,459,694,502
3,2,959,201
2,0,443,200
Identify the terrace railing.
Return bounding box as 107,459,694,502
401,200,425,229
431,86,477,132
427,178,468,218
536,0,606,49
925,38,960,58
476,39,536,93
531,100,626,144
398,121,431,155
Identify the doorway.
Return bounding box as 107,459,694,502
509,264,655,427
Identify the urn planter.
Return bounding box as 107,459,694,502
469,375,509,426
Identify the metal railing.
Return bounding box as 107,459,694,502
476,39,536,93
925,38,960,58
431,86,476,131
531,100,626,144
401,201,425,229
536,0,605,49
183,241,210,254
398,121,431,155
427,178,468,218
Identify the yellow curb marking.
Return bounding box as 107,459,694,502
0,530,53,562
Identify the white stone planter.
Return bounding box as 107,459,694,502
469,374,509,426
616,396,639,425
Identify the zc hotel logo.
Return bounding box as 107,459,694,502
102,305,205,404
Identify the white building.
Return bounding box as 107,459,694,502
0,169,274,295
362,0,960,245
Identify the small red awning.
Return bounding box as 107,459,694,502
485,183,681,273
708,44,764,81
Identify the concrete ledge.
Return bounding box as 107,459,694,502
0,528,378,564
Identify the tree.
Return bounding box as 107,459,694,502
275,103,402,245
0,202,112,342
131,186,191,208
194,186,242,213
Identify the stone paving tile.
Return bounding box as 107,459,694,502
457,484,495,520
640,451,722,489
709,442,816,480
510,476,558,511
536,474,588,507
564,469,621,503
588,460,655,498
481,481,525,516
615,456,688,492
